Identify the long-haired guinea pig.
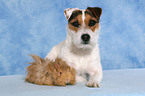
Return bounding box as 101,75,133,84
25,54,76,86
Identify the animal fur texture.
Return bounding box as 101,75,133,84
25,55,76,86
45,7,102,87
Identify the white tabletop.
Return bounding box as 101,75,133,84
0,68,145,96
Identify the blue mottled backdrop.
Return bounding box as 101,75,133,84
0,0,145,76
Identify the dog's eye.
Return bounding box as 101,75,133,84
88,19,97,27
71,21,80,27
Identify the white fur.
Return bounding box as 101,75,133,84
64,8,79,20
46,8,102,87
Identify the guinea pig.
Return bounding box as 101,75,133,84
49,58,76,86
25,54,76,86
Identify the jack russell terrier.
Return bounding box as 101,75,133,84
45,7,102,87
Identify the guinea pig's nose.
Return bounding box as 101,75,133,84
81,34,90,43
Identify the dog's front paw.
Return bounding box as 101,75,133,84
86,81,100,88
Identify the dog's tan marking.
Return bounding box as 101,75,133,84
84,13,99,32
68,14,83,32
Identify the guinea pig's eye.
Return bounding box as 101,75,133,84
71,20,80,27
88,19,98,27
59,72,62,75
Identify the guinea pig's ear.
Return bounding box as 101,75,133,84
64,8,79,20
86,7,102,20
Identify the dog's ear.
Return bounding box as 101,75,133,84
64,8,79,20
87,7,102,20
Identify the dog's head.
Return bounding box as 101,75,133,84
64,7,102,49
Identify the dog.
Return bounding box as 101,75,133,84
45,7,102,87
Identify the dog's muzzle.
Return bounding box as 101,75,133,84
81,34,90,44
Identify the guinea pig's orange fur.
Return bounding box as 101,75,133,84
25,55,76,86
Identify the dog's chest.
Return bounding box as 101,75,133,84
58,41,99,73
66,55,89,71
60,48,92,71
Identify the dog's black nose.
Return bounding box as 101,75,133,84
81,34,90,43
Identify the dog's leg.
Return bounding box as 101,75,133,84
86,62,103,88
86,71,102,87
45,46,58,61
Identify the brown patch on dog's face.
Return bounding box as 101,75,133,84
84,12,100,32
66,7,102,32
68,10,83,32
85,7,102,32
